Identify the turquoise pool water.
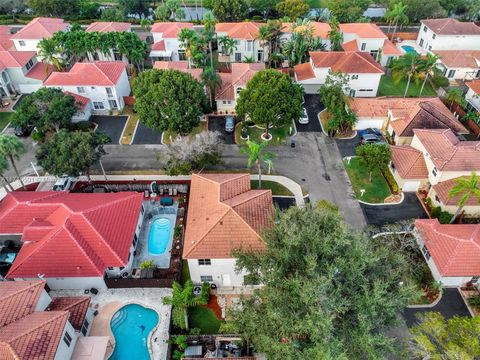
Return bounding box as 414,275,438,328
401,45,418,54
148,217,171,255
110,304,159,360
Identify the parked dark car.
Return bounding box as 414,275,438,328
359,133,387,145
225,116,235,133
358,128,382,138
14,125,35,137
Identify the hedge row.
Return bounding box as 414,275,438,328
381,166,400,194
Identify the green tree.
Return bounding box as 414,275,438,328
155,0,185,20
163,280,209,330
418,53,439,96
327,16,343,51
38,38,65,72
410,312,480,359
356,144,392,182
447,172,480,223
218,35,237,68
467,0,480,20
327,0,370,22
240,140,274,188
402,0,446,22
236,69,303,139
100,7,124,21
36,130,109,179
79,1,101,19
250,0,277,18
258,20,283,67
276,0,309,20
446,87,467,111
282,19,325,67
232,205,417,359
0,135,26,190
201,67,222,108
385,2,409,41
390,52,422,97
118,0,148,18
202,11,216,69
132,69,208,135
178,28,205,69
0,0,27,22
29,0,80,17
211,0,248,21
0,156,14,193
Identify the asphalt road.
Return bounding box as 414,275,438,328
92,115,128,144
132,123,163,145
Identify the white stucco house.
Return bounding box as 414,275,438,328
466,79,480,112
11,17,70,53
433,50,480,81
44,61,130,112
216,22,266,62
0,191,145,290
85,21,132,62
293,51,384,96
416,18,480,51
149,22,193,61
184,173,272,289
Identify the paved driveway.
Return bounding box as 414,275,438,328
132,123,163,145
297,94,324,132
207,116,235,144
403,288,471,327
361,192,427,227
92,115,128,144
273,196,296,210
335,135,359,158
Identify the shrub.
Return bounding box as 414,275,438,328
469,295,480,308
140,260,157,270
432,75,449,88
381,167,399,194
438,211,453,224
431,206,442,219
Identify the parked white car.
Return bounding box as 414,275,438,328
52,176,75,191
298,108,309,124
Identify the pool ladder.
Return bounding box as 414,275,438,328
110,309,128,330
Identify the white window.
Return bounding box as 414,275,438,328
63,332,72,347
19,40,25,46
236,87,242,96
351,74,359,80
223,101,227,104
432,34,436,40
108,100,118,109
422,245,431,260
81,318,89,336
447,69,456,78
107,267,114,270
106,87,113,97
423,26,427,32
93,101,104,110
25,59,34,71
178,50,186,61
198,259,211,265
349,89,356,97
77,87,85,94
432,167,437,177
235,53,242,62
361,43,366,51
200,275,213,282
246,40,253,52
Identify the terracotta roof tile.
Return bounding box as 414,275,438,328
44,61,126,86
47,297,90,330
153,61,203,81
86,22,131,33
341,39,358,51
339,23,387,39
215,63,264,101
151,40,166,51
281,22,331,39
65,91,90,109
467,79,480,94
293,62,315,81
416,219,480,276
432,176,480,206
383,39,402,55
151,22,193,38
310,51,384,73
0,26,14,51
25,62,53,81
0,51,36,67
391,146,428,179
422,18,480,36
0,342,20,360
12,17,69,40
183,173,272,259
215,22,262,40
433,50,480,68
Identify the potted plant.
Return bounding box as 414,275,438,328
240,123,249,140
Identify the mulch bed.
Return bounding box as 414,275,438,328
206,295,223,320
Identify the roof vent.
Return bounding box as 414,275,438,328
219,221,223,225
206,217,209,221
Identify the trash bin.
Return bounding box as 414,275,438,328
290,139,296,148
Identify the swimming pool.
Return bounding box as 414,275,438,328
110,304,159,360
148,217,171,255
401,45,418,54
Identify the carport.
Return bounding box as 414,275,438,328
92,115,128,144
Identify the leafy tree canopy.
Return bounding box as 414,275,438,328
276,0,309,20
326,0,370,22
232,205,417,359
211,0,248,21
29,0,80,17
132,69,208,135
402,0,446,22
356,143,392,182
118,0,149,18
100,7,125,21
155,0,185,20
36,130,110,178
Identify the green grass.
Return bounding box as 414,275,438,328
188,306,221,334
378,75,437,97
343,157,391,203
306,0,328,8
236,123,294,146
0,112,13,132
162,122,206,145
250,180,294,196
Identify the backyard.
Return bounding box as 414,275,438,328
378,75,437,97
344,157,392,203
0,112,13,132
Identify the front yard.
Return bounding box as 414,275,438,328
378,75,437,97
235,122,294,145
344,157,392,203
0,112,13,132
163,122,206,145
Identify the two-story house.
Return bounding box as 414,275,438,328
0,280,99,360
0,50,52,96
149,22,193,61
416,18,480,51
216,22,265,62
44,61,130,112
466,79,480,112
433,50,480,81
293,51,384,96
11,17,70,53
0,191,145,289
281,21,331,50
153,60,203,81
85,21,132,62
215,62,265,113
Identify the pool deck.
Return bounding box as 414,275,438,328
133,201,178,269
50,288,172,360
396,40,427,55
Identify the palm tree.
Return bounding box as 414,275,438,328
448,172,480,223
258,20,283,67
240,140,275,188
418,53,439,97
0,135,26,190
202,11,216,70
0,156,14,193
391,53,422,97
385,2,409,40
446,88,467,111
327,17,343,51
218,36,237,68
179,28,202,69
38,38,65,73
201,67,222,108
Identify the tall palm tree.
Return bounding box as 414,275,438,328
418,53,439,96
385,2,409,40
218,36,237,68
179,28,201,69
202,11,216,70
0,157,14,193
391,53,422,97
446,88,467,111
38,38,65,73
448,172,480,223
0,135,26,190
258,20,283,67
240,140,275,188
201,67,222,108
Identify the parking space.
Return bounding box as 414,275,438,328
92,115,128,144
297,94,324,132
207,116,235,144
335,135,359,158
132,122,163,145
273,196,296,210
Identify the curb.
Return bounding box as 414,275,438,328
1,121,11,134
407,288,443,309
318,110,357,139
118,115,133,145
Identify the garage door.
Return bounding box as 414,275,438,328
355,119,384,130
301,84,321,94
403,181,420,192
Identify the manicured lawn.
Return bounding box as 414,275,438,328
343,157,391,203
378,75,437,97
188,306,221,334
236,122,294,145
0,112,14,132
163,122,206,145
119,106,139,145
251,180,293,196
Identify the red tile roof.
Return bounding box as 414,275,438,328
432,176,480,206
0,51,36,68
44,61,126,86
422,18,480,36
281,22,331,39
391,146,428,179
0,281,46,328
0,342,19,360
383,39,402,55
310,51,384,73
86,22,131,33
413,129,480,171
0,191,143,278
215,63,265,101
65,91,90,109
151,22,193,38
467,79,480,95
416,219,480,276
153,61,203,81
339,23,387,39
215,22,262,40
433,50,480,68
12,17,69,40
25,62,53,81
151,40,166,51
341,39,358,51
293,62,315,81
0,25,14,51
47,297,90,330
183,173,272,259
349,97,425,117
